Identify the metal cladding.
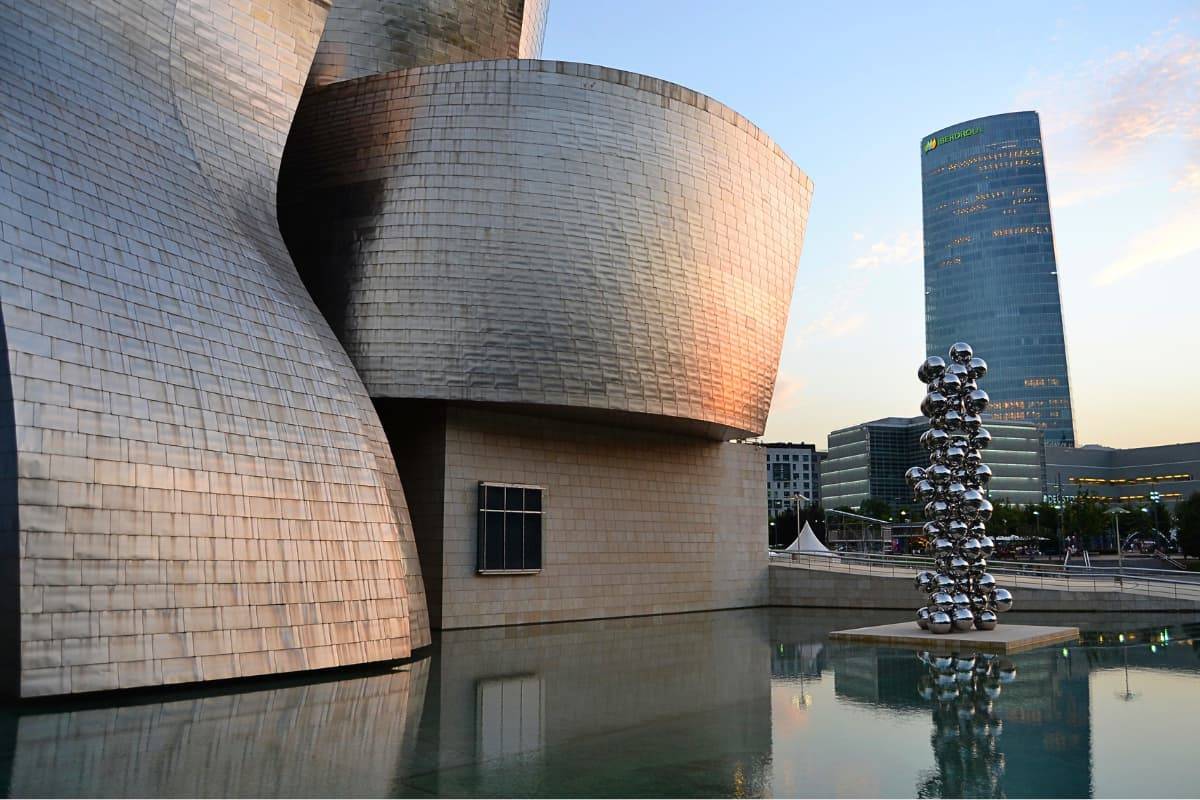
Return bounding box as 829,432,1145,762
280,60,812,439
0,0,429,696
306,0,550,87
910,343,1013,633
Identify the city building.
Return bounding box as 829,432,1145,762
1045,443,1200,507
921,111,1076,447
820,417,1044,511
764,443,821,517
0,0,811,697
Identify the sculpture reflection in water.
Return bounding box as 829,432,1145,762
916,651,1017,798
908,342,1013,633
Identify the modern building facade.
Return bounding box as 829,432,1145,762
0,0,809,696
765,443,821,517
0,0,433,698
820,417,1043,510
1046,443,1200,507
921,111,1076,447
280,52,811,630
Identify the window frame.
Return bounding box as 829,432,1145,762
477,481,546,575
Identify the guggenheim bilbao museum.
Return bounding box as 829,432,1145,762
0,0,811,697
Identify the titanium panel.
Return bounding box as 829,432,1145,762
0,0,429,697
280,60,812,439
306,0,550,87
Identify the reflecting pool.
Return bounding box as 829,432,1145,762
3,608,1199,797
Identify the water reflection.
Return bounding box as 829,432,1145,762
0,609,1197,797
913,652,1014,798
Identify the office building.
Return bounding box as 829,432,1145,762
765,443,820,517
821,417,1043,510
1046,443,1200,507
921,111,1076,446
0,0,811,695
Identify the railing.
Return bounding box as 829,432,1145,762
769,550,1200,605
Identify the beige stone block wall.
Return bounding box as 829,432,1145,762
438,407,768,629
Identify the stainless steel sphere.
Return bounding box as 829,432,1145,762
923,521,945,538
928,610,953,634
946,519,968,538
976,573,997,592
970,427,993,449
915,570,937,591
964,447,983,468
949,342,974,364
948,557,970,578
961,488,985,510
978,535,995,557
951,607,975,631
962,412,983,432
940,372,962,393
951,592,971,608
975,498,994,521
934,573,956,592
944,445,966,466
945,363,970,382
962,537,983,560
992,588,1013,612
942,409,963,431
917,606,931,629
975,610,998,630
967,356,988,379
932,537,954,556
918,356,947,383
965,389,990,414
928,464,952,484
905,465,927,488
973,464,993,486
930,591,954,611
915,479,938,501
921,391,949,417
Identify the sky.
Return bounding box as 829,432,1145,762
542,1,1200,450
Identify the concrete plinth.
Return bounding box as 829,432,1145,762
829,622,1079,654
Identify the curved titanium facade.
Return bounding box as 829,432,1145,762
921,111,1076,446
280,60,812,439
306,0,549,87
0,0,429,696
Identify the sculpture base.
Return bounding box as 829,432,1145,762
829,622,1079,654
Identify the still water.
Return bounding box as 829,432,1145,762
3,608,1198,798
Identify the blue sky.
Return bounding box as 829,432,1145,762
543,2,1199,449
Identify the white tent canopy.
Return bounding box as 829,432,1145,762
775,521,833,555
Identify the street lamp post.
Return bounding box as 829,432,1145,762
1033,510,1040,555
1108,507,1130,579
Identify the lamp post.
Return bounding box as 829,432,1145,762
1033,510,1040,556
1108,507,1130,578
791,493,808,548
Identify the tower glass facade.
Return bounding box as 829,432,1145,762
921,111,1076,446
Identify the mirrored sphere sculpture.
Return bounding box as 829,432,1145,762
912,343,1013,632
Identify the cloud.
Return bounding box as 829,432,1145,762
849,230,920,270
771,374,806,412
1092,201,1200,285
852,231,865,241
1017,25,1199,202
804,311,866,339
1174,163,1200,192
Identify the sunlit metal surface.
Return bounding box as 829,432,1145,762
280,60,812,439
306,0,550,87
0,0,429,696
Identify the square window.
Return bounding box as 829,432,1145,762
478,483,544,574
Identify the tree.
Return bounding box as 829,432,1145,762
1176,493,1200,560
858,498,893,521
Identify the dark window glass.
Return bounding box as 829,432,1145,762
523,514,542,568
484,511,504,568
504,512,524,567
505,486,524,511
525,488,542,512
485,485,505,510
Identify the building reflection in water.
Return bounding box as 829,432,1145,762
0,609,773,798
4,660,431,797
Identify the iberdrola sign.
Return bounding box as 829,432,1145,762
923,127,983,154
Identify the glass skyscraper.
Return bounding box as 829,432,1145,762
921,111,1076,446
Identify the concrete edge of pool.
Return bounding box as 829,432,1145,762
828,622,1081,653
